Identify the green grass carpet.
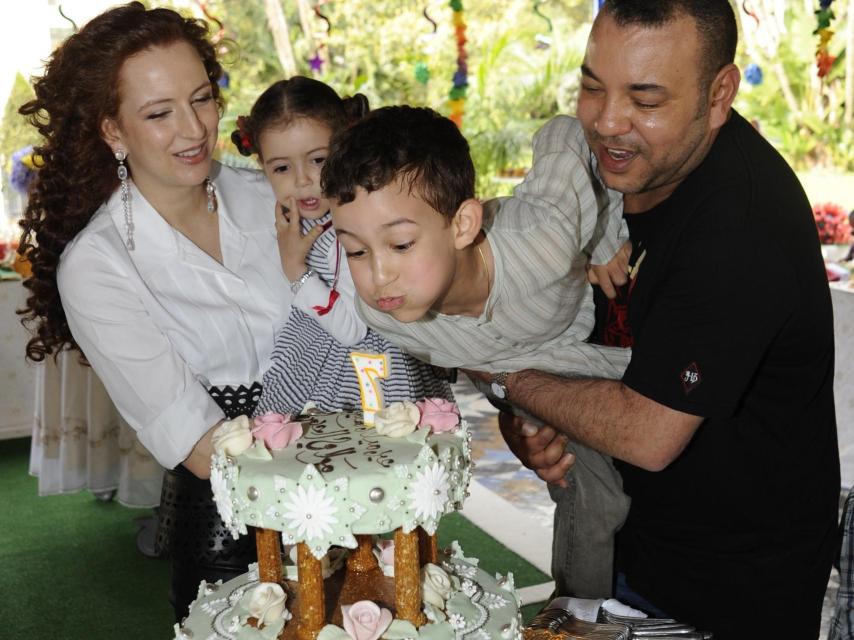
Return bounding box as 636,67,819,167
0,437,548,639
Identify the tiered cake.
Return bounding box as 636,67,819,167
174,400,523,640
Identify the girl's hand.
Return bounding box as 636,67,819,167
275,197,324,282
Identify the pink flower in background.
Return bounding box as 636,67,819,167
416,398,460,433
252,413,303,450
813,202,852,245
377,539,395,567
341,601,392,640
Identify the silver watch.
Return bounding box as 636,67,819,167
490,371,510,400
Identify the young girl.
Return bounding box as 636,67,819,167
232,76,452,414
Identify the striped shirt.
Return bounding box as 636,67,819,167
356,115,630,379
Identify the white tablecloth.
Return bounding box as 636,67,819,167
1,279,162,507
831,283,854,488
0,279,36,438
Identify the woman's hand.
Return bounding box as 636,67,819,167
276,197,324,282
182,422,220,479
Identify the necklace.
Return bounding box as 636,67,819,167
477,243,491,303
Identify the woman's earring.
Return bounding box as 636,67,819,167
206,177,216,213
116,150,134,250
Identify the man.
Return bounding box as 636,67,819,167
488,1,840,637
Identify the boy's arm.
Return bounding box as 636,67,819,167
291,240,368,346
497,116,618,259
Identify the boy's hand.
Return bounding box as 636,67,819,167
587,240,631,299
275,197,324,282
498,411,575,487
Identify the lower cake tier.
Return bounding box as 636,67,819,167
175,542,522,640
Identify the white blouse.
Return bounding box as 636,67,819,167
57,162,291,469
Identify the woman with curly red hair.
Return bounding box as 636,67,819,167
17,2,291,618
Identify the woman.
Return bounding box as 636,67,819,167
17,2,291,618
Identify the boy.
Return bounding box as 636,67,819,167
324,105,630,598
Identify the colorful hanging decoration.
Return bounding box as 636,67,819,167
448,0,468,128
744,63,763,86
813,0,836,79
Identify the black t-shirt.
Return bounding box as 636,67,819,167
594,111,840,638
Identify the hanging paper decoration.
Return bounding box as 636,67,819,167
414,7,437,86
415,61,431,84
533,0,553,49
813,0,836,79
448,0,468,128
309,48,325,73
744,63,763,86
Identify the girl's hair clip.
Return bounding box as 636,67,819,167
231,115,254,156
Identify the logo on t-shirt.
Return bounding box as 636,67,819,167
680,362,702,394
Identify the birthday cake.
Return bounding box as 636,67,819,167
174,400,523,640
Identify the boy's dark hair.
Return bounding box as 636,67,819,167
602,0,737,90
322,106,475,220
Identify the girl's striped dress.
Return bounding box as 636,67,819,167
256,213,453,416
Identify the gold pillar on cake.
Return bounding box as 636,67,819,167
255,528,283,585
347,534,379,573
417,527,438,565
297,542,325,640
394,528,426,626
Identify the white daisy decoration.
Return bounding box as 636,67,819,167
448,612,466,630
282,482,338,541
409,461,450,524
278,465,365,558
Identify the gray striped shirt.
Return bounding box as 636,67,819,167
356,115,631,380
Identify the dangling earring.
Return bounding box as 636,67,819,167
205,177,216,213
115,150,134,251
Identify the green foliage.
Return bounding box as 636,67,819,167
0,73,40,175
735,3,853,171
208,0,594,197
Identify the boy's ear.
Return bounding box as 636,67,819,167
452,198,483,250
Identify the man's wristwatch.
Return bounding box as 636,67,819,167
490,371,511,400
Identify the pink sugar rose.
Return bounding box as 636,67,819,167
341,601,393,640
416,398,460,433
252,412,303,450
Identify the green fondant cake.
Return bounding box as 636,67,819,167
174,405,523,640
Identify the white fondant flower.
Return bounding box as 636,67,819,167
209,462,235,535
247,582,287,625
341,601,393,640
409,462,450,522
281,482,338,540
448,613,466,629
212,415,253,457
373,401,420,438
421,563,453,610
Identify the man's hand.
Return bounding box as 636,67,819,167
497,411,575,487
588,240,631,299
276,197,324,282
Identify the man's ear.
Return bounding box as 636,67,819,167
708,63,740,131
100,117,124,153
452,198,483,250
